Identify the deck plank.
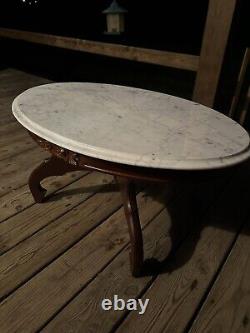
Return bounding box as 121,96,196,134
0,170,86,222
42,209,171,333
0,127,38,161
189,221,250,333
0,69,54,197
115,164,250,333
0,125,24,145
0,69,50,128
0,147,49,197
0,178,123,299
0,129,35,155
0,192,163,333
40,181,208,333
0,172,114,254
40,172,232,333
0,121,22,136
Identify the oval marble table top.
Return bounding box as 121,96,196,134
12,82,250,170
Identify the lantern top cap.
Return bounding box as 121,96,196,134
102,0,127,14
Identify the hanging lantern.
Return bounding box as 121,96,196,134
102,0,127,35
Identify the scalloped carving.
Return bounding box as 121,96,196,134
37,137,52,151
68,153,80,166
28,131,179,182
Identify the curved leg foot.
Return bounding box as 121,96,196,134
29,156,81,203
117,177,144,277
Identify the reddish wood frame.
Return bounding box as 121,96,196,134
28,132,236,277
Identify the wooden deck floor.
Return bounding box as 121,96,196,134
1,68,250,333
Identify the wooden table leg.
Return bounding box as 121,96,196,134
116,176,144,277
29,155,82,203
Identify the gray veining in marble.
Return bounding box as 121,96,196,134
12,82,250,170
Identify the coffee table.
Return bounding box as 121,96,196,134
12,83,250,277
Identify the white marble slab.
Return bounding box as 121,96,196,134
12,82,250,170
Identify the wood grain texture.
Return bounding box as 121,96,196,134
0,69,52,177
116,164,250,333
0,136,37,161
0,192,163,333
0,69,50,126
189,220,250,333
0,172,113,254
0,147,49,197
0,122,22,138
0,28,199,71
0,76,49,105
42,173,230,333
193,0,237,107
0,170,86,222
42,210,171,333
0,180,122,299
0,124,23,142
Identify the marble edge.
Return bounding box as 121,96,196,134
12,97,250,171
12,85,250,171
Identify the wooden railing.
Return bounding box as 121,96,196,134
0,28,199,71
0,0,237,109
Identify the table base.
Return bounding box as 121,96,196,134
29,154,149,277
28,132,237,277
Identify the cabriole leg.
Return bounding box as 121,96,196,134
117,176,144,277
29,155,81,203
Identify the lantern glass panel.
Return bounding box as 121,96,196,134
107,14,120,33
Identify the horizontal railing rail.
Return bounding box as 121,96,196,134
0,27,199,71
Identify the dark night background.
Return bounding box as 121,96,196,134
0,0,249,113
0,0,210,53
